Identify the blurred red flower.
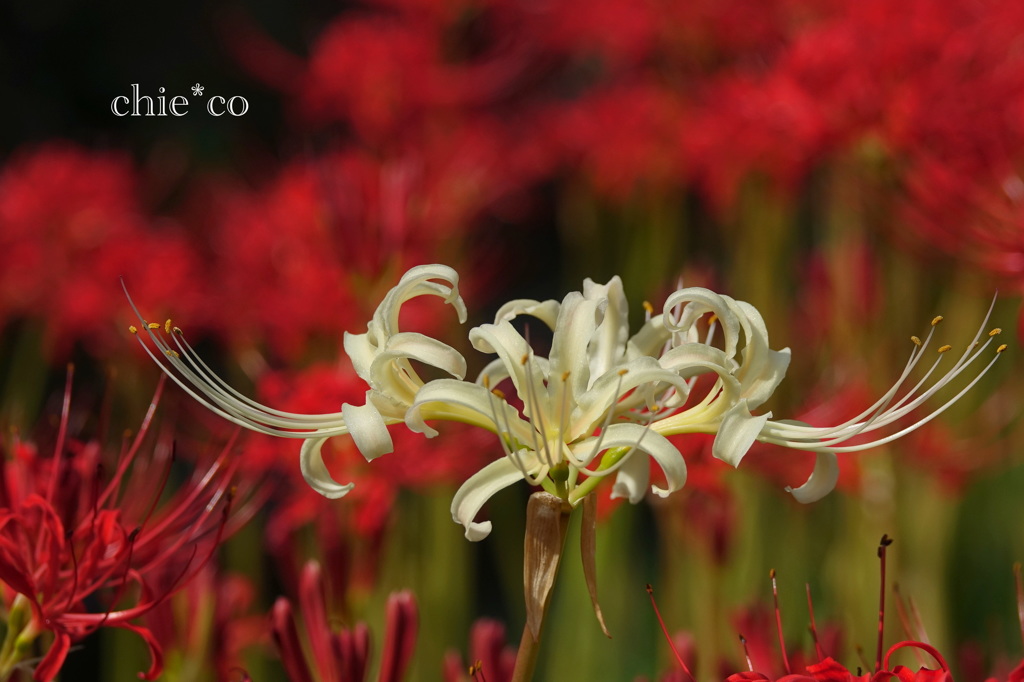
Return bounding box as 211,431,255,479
0,144,202,360
0,374,241,680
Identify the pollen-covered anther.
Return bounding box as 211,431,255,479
164,319,172,334
642,301,654,315
492,388,506,400
937,344,952,354
618,368,629,377
128,325,138,334
931,315,944,326
521,353,530,365
561,371,571,381
989,328,1002,337
172,326,183,335
997,343,1009,353
165,349,180,358
910,335,922,346
147,322,161,330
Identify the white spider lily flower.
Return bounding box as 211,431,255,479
408,279,795,540
125,264,468,498
127,263,1007,543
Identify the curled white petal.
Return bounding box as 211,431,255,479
785,451,840,503
299,436,356,499
572,423,686,498
609,450,650,504
711,400,770,468
494,298,561,329
406,379,530,440
342,401,393,461
583,276,629,383
451,458,526,541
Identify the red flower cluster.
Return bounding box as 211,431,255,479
648,537,1024,682
0,374,241,681
271,561,418,682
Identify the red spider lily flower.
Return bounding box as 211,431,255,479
0,143,202,359
0,372,241,681
270,560,418,682
650,537,957,682
442,618,517,682
141,564,266,681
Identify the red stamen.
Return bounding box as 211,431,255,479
1014,562,1024,647
45,365,75,505
875,535,893,674
892,584,926,666
646,584,696,682
806,583,825,661
892,584,915,639
770,569,791,674
62,530,80,615
739,634,754,672
95,376,166,510
138,441,177,533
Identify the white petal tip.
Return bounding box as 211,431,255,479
464,522,492,542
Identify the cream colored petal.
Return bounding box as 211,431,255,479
625,314,671,362
583,276,629,383
451,458,527,541
609,447,650,504
711,400,771,468
406,379,530,440
341,402,393,461
571,356,694,440
470,321,545,408
572,423,686,498
368,331,467,399
494,298,561,329
299,436,355,499
663,288,741,358
785,451,840,503
374,264,468,335
548,292,600,401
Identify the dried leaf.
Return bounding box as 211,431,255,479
523,492,570,640
581,494,611,637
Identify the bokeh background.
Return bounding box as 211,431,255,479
1,0,1023,680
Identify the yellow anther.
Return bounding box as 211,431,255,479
561,371,570,381
521,353,530,365
492,389,506,400
128,325,138,334
931,315,943,326
642,301,654,315
708,314,718,325
164,319,172,334
482,375,490,389
910,335,922,346
147,322,161,330
172,326,183,335
998,343,1008,353
165,349,180,358
989,328,1002,337
937,344,952,353
618,368,629,377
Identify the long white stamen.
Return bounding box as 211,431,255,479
761,301,1004,452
